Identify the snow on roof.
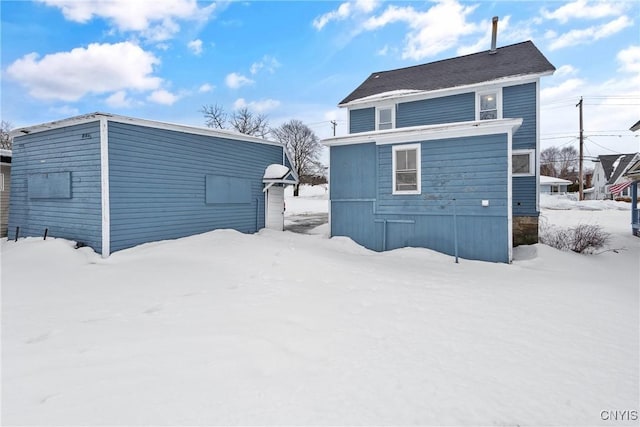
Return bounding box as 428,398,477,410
540,175,572,185
347,89,424,104
263,164,290,180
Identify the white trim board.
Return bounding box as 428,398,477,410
99,117,110,258
322,118,523,147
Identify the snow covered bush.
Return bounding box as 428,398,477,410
539,222,610,254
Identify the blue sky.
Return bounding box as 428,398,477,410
1,0,639,161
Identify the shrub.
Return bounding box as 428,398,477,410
539,222,610,254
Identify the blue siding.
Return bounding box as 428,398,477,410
513,176,537,216
503,83,536,150
349,108,375,133
329,144,377,199
504,82,538,216
330,134,511,262
396,93,475,128
8,122,103,251
108,122,284,252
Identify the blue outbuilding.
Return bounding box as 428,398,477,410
8,112,297,256
323,40,555,263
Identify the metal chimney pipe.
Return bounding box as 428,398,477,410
490,16,498,54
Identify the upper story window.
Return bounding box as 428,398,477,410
512,149,535,176
477,90,502,120
392,144,421,194
377,106,395,130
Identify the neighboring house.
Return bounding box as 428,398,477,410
322,40,555,263
8,112,297,256
1,149,11,237
540,175,571,195
623,159,640,236
591,153,640,200
626,121,640,236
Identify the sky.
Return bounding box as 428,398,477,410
1,0,639,164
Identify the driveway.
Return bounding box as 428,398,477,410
284,212,328,234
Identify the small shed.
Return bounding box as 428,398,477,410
539,175,572,195
8,112,298,256
1,149,11,237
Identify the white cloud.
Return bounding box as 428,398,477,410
250,55,281,75
198,83,214,93
49,105,79,117
555,65,579,77
312,0,380,30
549,16,633,50
363,1,480,60
225,72,254,89
147,89,180,105
233,98,280,113
376,44,389,56
313,2,353,30
106,90,133,108
187,39,203,55
541,0,629,24
39,0,217,41
6,42,162,101
541,78,586,103
617,45,640,74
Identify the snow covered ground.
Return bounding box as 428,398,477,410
1,190,638,426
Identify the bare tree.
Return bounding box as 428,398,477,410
540,146,559,177
271,119,323,196
1,120,12,150
201,104,269,138
230,107,270,138
200,104,227,129
540,146,578,180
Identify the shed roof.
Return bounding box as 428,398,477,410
340,41,555,105
540,175,572,185
630,120,640,132
10,112,284,148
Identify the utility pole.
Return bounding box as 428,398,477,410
330,120,337,136
577,96,584,201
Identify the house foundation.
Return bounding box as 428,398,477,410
513,216,539,246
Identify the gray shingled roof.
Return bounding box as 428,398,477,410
598,153,639,184
340,41,555,105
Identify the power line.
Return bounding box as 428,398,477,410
584,137,624,154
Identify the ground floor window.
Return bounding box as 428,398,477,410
392,144,421,194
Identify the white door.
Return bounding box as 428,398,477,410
266,185,285,231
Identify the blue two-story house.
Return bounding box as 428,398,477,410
323,41,555,263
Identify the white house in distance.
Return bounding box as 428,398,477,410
591,153,640,200
539,175,571,195
1,149,11,237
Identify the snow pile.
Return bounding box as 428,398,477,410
540,193,630,211
263,164,290,179
1,202,638,425
285,184,328,215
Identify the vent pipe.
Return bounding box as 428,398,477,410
490,16,498,54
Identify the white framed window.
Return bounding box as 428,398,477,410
476,89,502,120
376,105,395,130
512,149,535,176
392,144,421,194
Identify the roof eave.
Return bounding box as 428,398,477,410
322,118,523,147
338,70,554,108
